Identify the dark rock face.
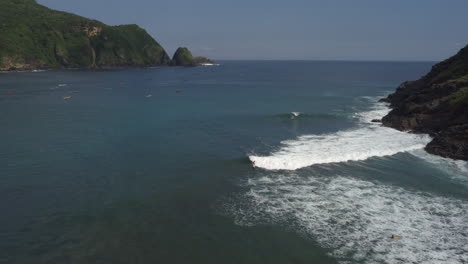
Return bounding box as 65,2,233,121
382,44,468,160
171,47,215,66
425,124,468,159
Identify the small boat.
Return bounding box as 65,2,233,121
63,96,72,100
390,235,401,240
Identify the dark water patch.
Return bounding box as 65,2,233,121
2,159,337,264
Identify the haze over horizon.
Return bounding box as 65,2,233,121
38,0,468,61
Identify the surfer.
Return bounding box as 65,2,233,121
290,112,301,119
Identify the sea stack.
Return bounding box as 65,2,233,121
171,47,215,66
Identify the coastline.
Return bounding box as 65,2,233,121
0,63,221,73
381,99,468,161
380,45,468,161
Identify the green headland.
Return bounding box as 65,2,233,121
0,0,213,70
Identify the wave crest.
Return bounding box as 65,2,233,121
249,102,431,170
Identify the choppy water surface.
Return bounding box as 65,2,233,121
1,61,467,264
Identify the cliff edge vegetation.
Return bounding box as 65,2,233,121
382,44,468,160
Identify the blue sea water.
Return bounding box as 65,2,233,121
1,61,467,264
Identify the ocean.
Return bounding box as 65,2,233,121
1,61,467,264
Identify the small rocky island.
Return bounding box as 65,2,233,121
0,0,214,70
381,44,468,160
171,47,216,66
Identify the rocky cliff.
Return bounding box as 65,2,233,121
0,0,170,70
171,47,215,66
381,44,468,160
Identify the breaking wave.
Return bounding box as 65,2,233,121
410,149,468,185
249,100,432,170
228,99,468,264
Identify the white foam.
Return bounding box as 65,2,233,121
200,63,220,66
229,174,468,264
233,97,468,263
250,101,431,170
411,149,468,183
456,162,468,174
353,101,391,125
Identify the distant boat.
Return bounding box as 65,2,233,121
63,96,72,100
146,94,153,98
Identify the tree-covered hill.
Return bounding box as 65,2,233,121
0,0,170,70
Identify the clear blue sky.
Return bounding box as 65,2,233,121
38,0,468,61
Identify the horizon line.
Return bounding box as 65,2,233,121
211,59,438,63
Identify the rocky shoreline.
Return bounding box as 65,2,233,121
381,45,468,160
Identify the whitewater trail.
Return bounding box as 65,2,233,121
227,173,468,264
230,98,468,263
249,101,432,170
